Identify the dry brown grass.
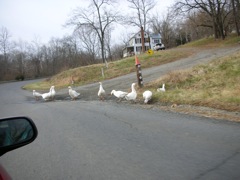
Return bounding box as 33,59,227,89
143,51,240,112
23,35,240,113
23,48,193,90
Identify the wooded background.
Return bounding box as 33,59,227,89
0,0,239,81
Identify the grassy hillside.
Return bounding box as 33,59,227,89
24,35,240,112
23,48,194,90
140,51,240,111
182,34,240,48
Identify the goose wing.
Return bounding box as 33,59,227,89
41,92,51,100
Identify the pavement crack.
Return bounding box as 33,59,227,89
194,150,240,180
103,112,134,129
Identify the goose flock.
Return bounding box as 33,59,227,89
33,82,166,104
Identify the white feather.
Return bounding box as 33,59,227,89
125,83,137,101
50,86,56,99
143,90,152,104
33,90,42,100
157,83,165,92
41,86,55,101
41,91,51,101
98,82,105,100
68,86,80,100
111,90,128,99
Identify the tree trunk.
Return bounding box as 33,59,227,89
141,26,145,52
232,0,240,36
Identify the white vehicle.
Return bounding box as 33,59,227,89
153,43,165,51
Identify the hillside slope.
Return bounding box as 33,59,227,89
51,45,240,121
24,36,240,121
55,46,240,97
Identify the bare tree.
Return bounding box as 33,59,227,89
62,36,81,68
74,27,99,64
126,0,157,31
174,0,232,39
232,0,240,35
12,40,29,77
66,0,119,66
105,27,113,61
125,0,157,52
150,10,176,48
110,43,124,60
0,26,12,61
29,37,44,77
48,38,62,74
186,11,215,39
0,26,12,79
120,31,134,47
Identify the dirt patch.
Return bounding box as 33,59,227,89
107,97,240,122
140,103,240,122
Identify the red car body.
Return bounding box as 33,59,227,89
0,164,11,180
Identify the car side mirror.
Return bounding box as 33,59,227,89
0,116,38,156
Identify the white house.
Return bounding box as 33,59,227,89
123,30,162,58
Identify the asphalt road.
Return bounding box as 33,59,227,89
0,79,240,180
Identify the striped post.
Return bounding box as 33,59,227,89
135,55,143,88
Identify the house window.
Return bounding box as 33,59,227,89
145,38,150,42
153,39,160,43
135,38,141,44
136,47,142,52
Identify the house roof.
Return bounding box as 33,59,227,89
150,33,161,39
128,30,161,42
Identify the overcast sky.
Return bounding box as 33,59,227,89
0,0,174,45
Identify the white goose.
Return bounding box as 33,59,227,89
41,86,55,101
50,86,56,100
68,86,80,100
98,82,106,100
157,83,165,92
125,83,137,102
33,90,42,101
41,90,51,101
111,90,128,101
143,90,153,104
